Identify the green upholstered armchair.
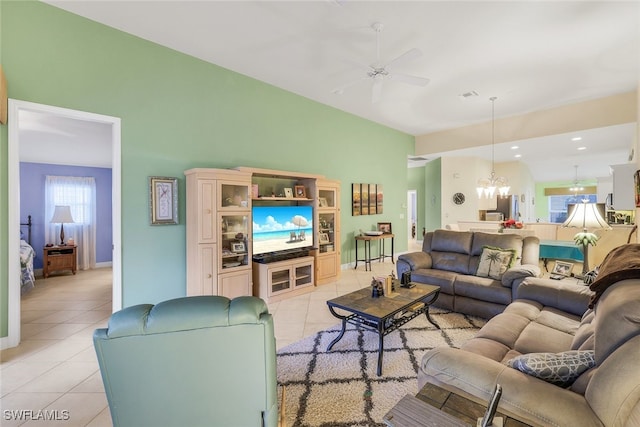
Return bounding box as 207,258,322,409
93,295,280,427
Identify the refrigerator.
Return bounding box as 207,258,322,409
492,195,519,221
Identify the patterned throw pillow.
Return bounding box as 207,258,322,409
476,246,515,280
507,350,596,387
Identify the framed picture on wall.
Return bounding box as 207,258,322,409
149,176,178,225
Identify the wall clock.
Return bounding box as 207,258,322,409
453,192,465,205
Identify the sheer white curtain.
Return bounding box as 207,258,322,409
45,175,97,270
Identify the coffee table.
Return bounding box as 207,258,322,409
326,282,440,376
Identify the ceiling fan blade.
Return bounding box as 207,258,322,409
331,76,369,95
388,72,430,87
384,48,422,70
371,75,384,104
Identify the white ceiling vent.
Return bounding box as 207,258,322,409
408,156,429,162
459,90,479,99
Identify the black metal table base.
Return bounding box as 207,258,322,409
327,290,440,376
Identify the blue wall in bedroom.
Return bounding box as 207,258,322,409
19,162,113,270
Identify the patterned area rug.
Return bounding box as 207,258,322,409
276,309,486,427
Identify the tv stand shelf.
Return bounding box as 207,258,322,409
253,256,315,304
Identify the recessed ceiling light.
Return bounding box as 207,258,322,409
577,146,587,151
511,146,519,150
514,154,522,158
572,137,582,141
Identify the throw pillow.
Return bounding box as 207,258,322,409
476,246,515,280
507,350,596,387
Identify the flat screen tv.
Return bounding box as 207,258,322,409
252,205,314,256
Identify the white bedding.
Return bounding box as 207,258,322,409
20,239,36,294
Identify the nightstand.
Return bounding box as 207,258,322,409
43,245,77,278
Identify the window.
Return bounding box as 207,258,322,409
549,194,597,223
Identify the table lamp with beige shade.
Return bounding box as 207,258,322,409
562,200,611,277
50,205,75,246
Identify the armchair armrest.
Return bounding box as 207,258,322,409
501,264,541,287
397,251,432,271
516,277,593,316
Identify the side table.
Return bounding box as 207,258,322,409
384,383,532,427
43,245,77,278
354,233,394,271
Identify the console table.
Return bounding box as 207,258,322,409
539,239,583,271
354,233,394,271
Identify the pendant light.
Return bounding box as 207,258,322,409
476,97,510,198
569,165,584,194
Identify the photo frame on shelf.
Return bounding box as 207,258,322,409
377,222,392,234
318,197,328,207
550,260,573,280
231,242,246,253
319,232,330,244
149,176,178,225
294,185,306,198
284,187,294,198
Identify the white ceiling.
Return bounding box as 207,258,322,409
36,0,639,181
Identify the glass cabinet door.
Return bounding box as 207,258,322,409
219,182,249,209
318,188,336,208
220,214,250,270
270,267,291,295
318,212,336,254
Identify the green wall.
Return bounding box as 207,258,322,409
0,2,414,337
424,159,442,232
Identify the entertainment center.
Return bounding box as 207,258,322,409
185,167,340,302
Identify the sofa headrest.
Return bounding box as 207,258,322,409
471,232,524,261
105,295,270,338
593,279,640,363
431,229,473,254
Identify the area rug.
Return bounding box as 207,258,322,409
276,309,486,427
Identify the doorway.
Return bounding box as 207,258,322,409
3,99,122,349
407,190,419,251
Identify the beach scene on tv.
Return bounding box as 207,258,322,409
253,205,314,255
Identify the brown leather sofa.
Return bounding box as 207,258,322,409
397,229,541,318
419,244,640,427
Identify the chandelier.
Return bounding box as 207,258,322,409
476,97,510,198
569,165,584,193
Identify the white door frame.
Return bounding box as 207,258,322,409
3,99,122,349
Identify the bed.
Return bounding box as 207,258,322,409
20,215,36,294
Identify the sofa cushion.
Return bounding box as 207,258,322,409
430,252,471,275
454,275,512,306
411,268,456,294
507,350,596,387
476,246,516,279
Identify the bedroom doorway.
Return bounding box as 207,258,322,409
4,99,122,350
407,190,419,251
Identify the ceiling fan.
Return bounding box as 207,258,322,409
332,22,430,103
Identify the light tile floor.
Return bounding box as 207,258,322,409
0,249,410,426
